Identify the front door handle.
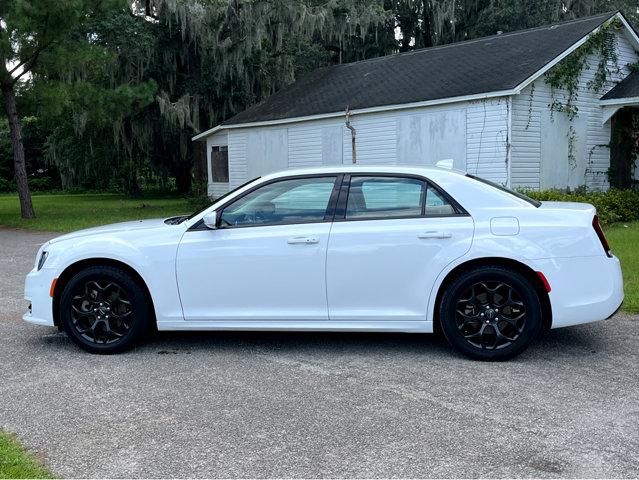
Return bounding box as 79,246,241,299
287,236,320,245
418,231,452,239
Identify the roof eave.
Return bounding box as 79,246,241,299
192,88,518,140
600,95,639,105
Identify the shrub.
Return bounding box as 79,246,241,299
28,177,54,191
0,178,14,192
525,188,639,226
186,180,212,212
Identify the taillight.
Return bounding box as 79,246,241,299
592,215,612,257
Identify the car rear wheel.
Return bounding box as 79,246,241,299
439,266,542,361
59,266,150,354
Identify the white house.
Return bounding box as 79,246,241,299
193,11,639,197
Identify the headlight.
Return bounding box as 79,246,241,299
37,251,49,270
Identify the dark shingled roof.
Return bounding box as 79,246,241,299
601,69,639,99
223,11,616,126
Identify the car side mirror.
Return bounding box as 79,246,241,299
202,211,218,229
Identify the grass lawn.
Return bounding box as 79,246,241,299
0,431,53,479
0,193,190,232
606,221,639,314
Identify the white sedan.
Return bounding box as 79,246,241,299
24,166,623,360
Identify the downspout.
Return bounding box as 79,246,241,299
345,106,357,164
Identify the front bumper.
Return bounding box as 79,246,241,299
23,267,56,327
534,255,624,329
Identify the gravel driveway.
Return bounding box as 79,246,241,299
1,227,638,478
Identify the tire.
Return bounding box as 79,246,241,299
59,265,150,354
439,266,542,361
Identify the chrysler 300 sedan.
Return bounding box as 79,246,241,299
24,165,623,360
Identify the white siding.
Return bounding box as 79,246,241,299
218,99,510,187
511,29,638,190
466,98,509,184
228,130,248,189
246,127,288,179
288,124,322,168
397,109,467,170
342,114,397,165
322,126,343,165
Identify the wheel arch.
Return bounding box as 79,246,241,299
51,258,157,328
432,257,552,333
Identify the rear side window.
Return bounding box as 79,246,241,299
344,176,462,220
467,174,541,207
425,185,456,216
346,176,424,219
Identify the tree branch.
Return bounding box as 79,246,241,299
10,41,51,85
9,12,51,84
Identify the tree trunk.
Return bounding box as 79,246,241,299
422,0,434,48
192,141,208,184
175,161,192,194
1,83,35,218
609,108,635,189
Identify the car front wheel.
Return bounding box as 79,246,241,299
59,265,150,354
439,266,542,361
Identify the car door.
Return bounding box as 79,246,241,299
326,174,474,325
176,175,341,322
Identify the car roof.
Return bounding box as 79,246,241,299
262,164,467,180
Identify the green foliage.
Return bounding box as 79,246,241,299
4,0,639,201
525,188,639,225
186,180,212,212
545,18,622,120
0,430,54,479
606,221,639,313
0,178,12,192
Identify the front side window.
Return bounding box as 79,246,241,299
346,176,425,219
211,146,229,183
220,176,337,227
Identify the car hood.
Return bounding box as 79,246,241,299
47,218,175,245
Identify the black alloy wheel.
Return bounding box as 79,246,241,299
439,266,542,361
70,280,133,344
59,266,150,353
455,281,526,350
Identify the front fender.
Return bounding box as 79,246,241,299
44,227,186,325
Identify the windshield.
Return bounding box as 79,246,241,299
466,174,541,207
183,177,261,222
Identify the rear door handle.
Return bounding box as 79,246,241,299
418,231,452,239
287,236,319,245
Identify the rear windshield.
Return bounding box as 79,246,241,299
466,174,541,207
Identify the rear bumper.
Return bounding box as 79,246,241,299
534,255,624,329
23,267,55,327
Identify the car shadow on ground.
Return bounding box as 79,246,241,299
32,321,610,360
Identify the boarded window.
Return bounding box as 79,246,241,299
211,146,229,182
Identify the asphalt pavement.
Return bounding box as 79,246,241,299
1,228,638,478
